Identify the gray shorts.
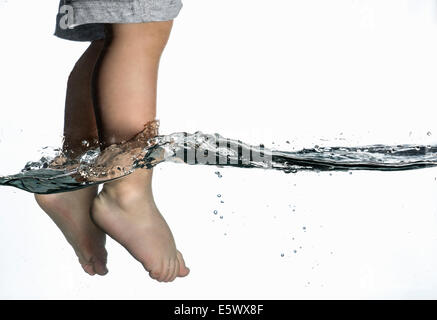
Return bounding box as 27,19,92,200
54,0,183,41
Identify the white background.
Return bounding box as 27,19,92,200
1,0,437,299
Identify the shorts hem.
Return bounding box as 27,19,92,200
54,0,182,42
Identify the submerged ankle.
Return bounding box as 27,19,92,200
101,179,154,207
103,168,152,190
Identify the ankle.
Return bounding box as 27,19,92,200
101,169,154,203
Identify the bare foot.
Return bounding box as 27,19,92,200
34,186,108,276
91,169,189,282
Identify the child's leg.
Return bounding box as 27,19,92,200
35,40,108,276
91,21,189,282
62,40,102,156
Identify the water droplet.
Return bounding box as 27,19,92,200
286,141,290,144
293,250,297,253
303,226,306,231
220,216,223,219
281,253,284,257
220,200,224,203
217,194,222,198
349,171,353,175
427,131,432,136
213,210,218,215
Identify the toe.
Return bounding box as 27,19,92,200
160,260,171,282
177,251,190,277
148,263,163,281
78,242,108,276
93,248,109,276
82,263,96,276
149,272,158,280
169,258,179,282
164,258,176,282
94,259,109,276
76,252,95,276
150,270,163,281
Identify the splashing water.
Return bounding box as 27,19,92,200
1,120,437,194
